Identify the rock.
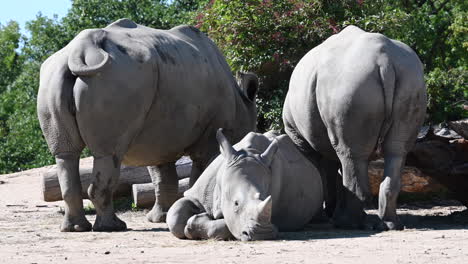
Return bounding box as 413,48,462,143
448,119,468,139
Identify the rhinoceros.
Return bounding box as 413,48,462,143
166,129,323,241
282,25,427,230
37,19,259,232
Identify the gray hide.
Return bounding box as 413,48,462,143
283,25,427,231
166,129,323,241
37,19,258,232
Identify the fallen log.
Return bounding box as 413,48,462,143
41,157,192,202
448,118,468,139
368,160,444,196
132,178,191,208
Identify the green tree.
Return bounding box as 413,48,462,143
0,21,23,93
0,0,209,173
197,0,365,130
197,0,467,130
344,0,467,123
0,62,54,173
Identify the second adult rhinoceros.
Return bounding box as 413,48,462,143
166,129,323,241
283,25,427,231
37,19,259,232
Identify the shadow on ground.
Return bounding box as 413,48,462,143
276,199,468,241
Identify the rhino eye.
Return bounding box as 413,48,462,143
234,201,239,206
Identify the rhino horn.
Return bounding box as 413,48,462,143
216,128,237,160
260,140,279,167
256,195,273,223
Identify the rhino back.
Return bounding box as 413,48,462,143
127,26,243,164
284,25,423,160
70,20,249,165
270,135,323,231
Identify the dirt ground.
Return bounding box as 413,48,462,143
1,166,467,264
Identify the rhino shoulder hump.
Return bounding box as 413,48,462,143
106,18,138,29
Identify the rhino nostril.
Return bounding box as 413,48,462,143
242,231,252,240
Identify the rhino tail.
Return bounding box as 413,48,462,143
68,29,110,76
377,57,396,141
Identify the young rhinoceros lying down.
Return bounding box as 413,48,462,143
167,129,323,241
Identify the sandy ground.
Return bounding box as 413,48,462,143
1,166,467,264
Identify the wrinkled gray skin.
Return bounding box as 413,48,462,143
283,26,427,231
37,19,259,232
167,129,323,241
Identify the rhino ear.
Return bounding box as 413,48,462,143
237,72,259,102
260,140,279,167
216,128,237,161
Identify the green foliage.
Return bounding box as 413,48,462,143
0,0,466,173
197,0,371,131
22,15,69,62
0,62,54,173
426,67,468,122
198,0,467,130
0,0,207,173
344,0,468,123
0,21,23,93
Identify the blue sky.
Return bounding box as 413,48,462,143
0,0,71,31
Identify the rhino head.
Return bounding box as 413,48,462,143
214,129,279,241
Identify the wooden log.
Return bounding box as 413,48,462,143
368,160,444,196
132,178,191,208
449,119,468,139
41,157,192,202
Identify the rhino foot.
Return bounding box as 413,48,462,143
93,214,127,231
374,220,404,231
60,215,92,232
146,207,166,223
184,213,212,240
332,210,367,230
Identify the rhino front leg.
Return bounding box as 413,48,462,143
167,197,232,240
185,213,232,240
88,155,126,231
166,197,203,238
56,152,92,232
146,163,179,223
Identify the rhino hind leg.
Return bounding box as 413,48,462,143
88,155,126,231
376,134,415,231
332,175,367,229
56,152,92,232
146,163,179,223
376,152,404,231
320,159,340,218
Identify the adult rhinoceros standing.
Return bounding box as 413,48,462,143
37,19,259,232
283,26,427,230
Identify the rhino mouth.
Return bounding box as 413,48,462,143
241,222,278,241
